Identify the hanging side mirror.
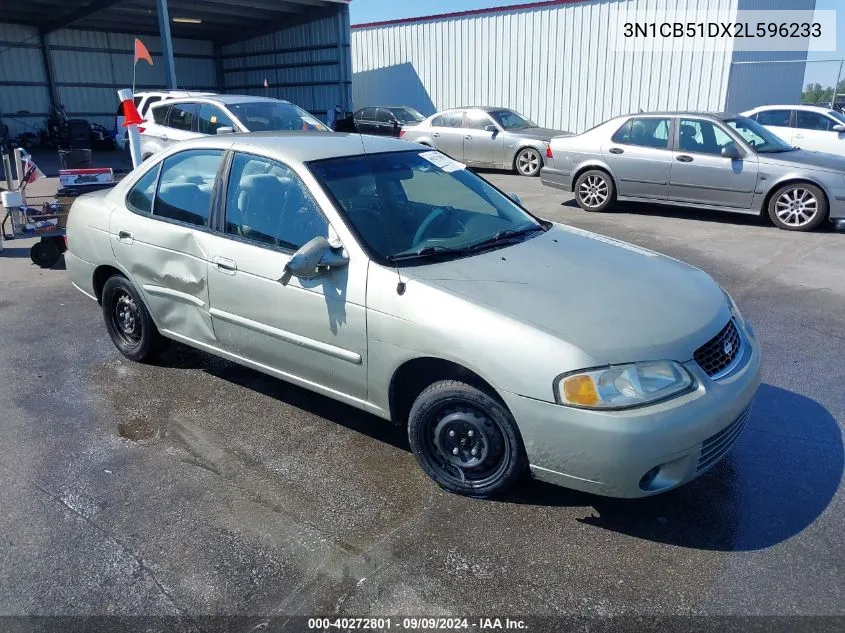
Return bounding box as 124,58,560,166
285,236,348,280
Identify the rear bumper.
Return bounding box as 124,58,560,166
540,167,572,191
66,250,98,301
499,321,762,498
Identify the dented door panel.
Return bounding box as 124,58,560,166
205,234,368,401
109,206,215,345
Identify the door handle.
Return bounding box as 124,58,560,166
117,230,133,244
676,155,694,162
794,134,804,138
160,134,169,141
465,135,472,140
212,256,237,274
608,147,624,154
432,132,440,137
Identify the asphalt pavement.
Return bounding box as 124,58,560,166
0,173,843,630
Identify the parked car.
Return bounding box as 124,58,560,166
140,95,329,158
741,104,845,155
401,107,571,176
65,132,760,499
353,106,426,136
541,111,845,231
116,90,217,150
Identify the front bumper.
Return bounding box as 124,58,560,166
499,324,762,498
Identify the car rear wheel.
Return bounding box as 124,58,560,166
101,275,166,362
515,147,542,177
768,183,828,231
574,169,616,212
408,380,527,498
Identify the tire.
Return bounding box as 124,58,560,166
101,275,166,362
574,169,616,212
514,147,543,177
767,182,828,231
408,380,527,498
30,240,61,268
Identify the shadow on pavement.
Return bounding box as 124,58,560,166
507,383,842,551
561,198,777,228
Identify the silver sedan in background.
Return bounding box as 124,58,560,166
541,111,845,231
402,107,571,176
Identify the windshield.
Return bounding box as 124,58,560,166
724,116,793,153
489,110,536,130
829,110,845,125
309,150,543,264
389,107,425,123
227,101,329,132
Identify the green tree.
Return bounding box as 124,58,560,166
801,82,834,105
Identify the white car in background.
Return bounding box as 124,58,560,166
115,90,217,150
139,95,329,159
742,104,845,155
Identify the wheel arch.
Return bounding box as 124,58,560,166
761,176,831,218
387,356,506,427
570,161,617,192
92,265,126,304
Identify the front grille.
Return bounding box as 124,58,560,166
697,407,751,473
694,320,741,377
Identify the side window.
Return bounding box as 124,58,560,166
198,104,235,135
141,96,161,116
757,109,791,127
796,111,834,131
611,119,631,143
361,107,377,121
151,105,169,125
678,119,733,155
126,163,161,214
154,149,223,227
375,108,392,123
625,117,670,149
432,112,463,128
224,153,328,250
167,104,197,131
465,111,493,131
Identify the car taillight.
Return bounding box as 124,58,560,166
137,126,146,133
545,145,553,159
399,129,405,137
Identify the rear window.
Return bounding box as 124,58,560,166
151,105,169,125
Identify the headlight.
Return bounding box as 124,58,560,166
555,361,693,410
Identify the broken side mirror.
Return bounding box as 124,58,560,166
285,236,348,280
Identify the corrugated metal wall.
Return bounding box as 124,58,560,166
0,22,215,137
353,0,753,133
220,5,353,122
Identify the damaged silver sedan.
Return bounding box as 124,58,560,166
66,132,761,498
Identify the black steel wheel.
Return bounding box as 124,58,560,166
101,275,165,362
30,240,61,268
408,380,527,498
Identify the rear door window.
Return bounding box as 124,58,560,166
166,103,198,132
432,111,464,128
612,117,670,149
756,110,792,127
151,105,170,125
154,149,223,227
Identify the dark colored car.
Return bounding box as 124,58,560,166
353,106,426,137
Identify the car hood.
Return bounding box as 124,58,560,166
510,126,573,141
403,224,729,364
758,148,845,173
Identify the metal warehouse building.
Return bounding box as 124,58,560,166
352,0,816,133
0,0,352,138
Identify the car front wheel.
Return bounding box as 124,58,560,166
574,169,616,212
768,183,828,231
408,380,527,498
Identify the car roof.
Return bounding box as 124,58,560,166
615,111,741,120
749,104,835,113
167,132,422,163
149,94,292,108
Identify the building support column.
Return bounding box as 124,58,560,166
155,0,178,89
38,29,59,109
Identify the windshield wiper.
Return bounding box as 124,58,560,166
387,245,472,262
466,225,545,252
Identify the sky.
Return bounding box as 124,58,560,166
349,0,844,89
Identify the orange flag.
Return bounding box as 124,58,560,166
134,38,153,66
